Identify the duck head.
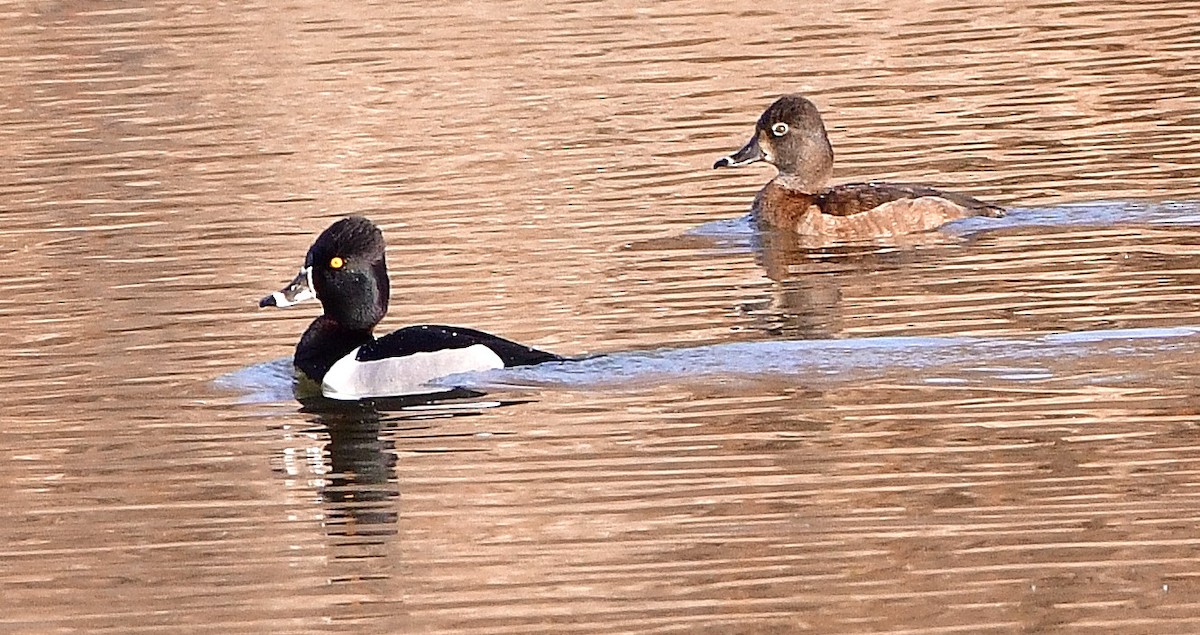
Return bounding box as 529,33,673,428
713,94,835,193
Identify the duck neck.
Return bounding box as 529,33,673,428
771,172,829,194
294,316,375,384
772,129,833,194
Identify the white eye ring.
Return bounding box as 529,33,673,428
771,122,789,136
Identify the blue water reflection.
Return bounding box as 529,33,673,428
219,325,1200,404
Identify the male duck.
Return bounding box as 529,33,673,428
260,216,561,400
713,95,1004,239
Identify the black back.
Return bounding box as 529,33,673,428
358,324,563,367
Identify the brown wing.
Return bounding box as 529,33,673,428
816,182,1005,218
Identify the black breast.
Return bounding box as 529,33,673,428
294,316,375,383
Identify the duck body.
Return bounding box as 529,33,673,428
714,95,1003,240
261,216,561,400
307,323,559,400
753,180,1004,240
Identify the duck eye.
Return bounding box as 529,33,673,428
329,256,344,269
771,122,789,137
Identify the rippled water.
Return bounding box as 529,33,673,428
4,0,1200,633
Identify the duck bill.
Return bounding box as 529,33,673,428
713,135,765,168
259,266,315,308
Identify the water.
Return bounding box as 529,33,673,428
4,0,1200,633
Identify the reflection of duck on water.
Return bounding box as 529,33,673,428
715,95,1004,241
260,217,561,401
313,409,398,540
741,238,922,341
295,397,519,542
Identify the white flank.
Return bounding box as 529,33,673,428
321,344,505,400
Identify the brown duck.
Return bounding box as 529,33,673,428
714,95,1004,240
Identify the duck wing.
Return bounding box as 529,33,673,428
816,182,1005,218
362,325,562,367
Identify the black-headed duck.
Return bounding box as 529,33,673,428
260,216,561,400
714,95,1004,239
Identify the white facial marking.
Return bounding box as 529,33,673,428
719,154,755,168
271,266,316,308
302,266,315,300
322,344,505,400
771,122,789,136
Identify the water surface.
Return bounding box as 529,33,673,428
4,1,1200,633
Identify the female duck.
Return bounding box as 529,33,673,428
260,216,560,400
714,95,1004,240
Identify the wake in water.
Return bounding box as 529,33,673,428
217,326,1200,404
685,199,1200,247
454,325,1200,391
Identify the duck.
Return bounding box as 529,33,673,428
713,94,1004,240
259,216,561,400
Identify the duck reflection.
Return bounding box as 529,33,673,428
745,226,942,340
284,391,515,546
302,404,400,542
625,220,952,341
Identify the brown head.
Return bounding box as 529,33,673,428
713,95,834,193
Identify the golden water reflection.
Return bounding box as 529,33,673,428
2,0,1200,633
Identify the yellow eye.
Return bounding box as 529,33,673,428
329,256,344,269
